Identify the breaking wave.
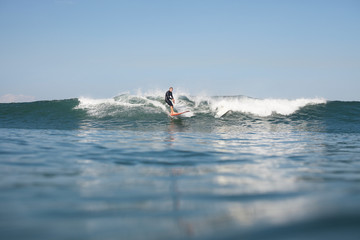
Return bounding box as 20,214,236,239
76,92,326,118
1,91,359,132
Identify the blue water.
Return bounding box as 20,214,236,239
1,95,360,240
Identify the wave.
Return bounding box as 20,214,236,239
76,92,326,118
1,92,359,132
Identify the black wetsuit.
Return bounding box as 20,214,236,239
165,90,174,107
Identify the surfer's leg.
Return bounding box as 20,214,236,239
166,99,175,114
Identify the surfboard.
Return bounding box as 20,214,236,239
170,111,189,116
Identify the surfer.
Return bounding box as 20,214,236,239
165,87,175,115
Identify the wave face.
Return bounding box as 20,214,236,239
1,93,359,133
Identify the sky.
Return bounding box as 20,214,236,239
0,0,359,102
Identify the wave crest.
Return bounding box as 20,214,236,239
207,97,326,117
76,92,326,118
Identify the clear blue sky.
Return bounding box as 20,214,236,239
1,0,359,101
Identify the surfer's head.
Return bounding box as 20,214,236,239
169,87,173,92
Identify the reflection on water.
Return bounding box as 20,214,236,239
169,168,195,237
0,128,360,240
165,118,186,144
168,118,187,132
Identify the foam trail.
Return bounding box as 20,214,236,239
76,95,168,118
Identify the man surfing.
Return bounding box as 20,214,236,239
165,87,176,115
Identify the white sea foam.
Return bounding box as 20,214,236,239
207,97,326,117
76,97,120,117
76,91,326,118
76,93,168,117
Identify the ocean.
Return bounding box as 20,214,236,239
1,93,360,240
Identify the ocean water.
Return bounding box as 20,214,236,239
1,93,360,240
